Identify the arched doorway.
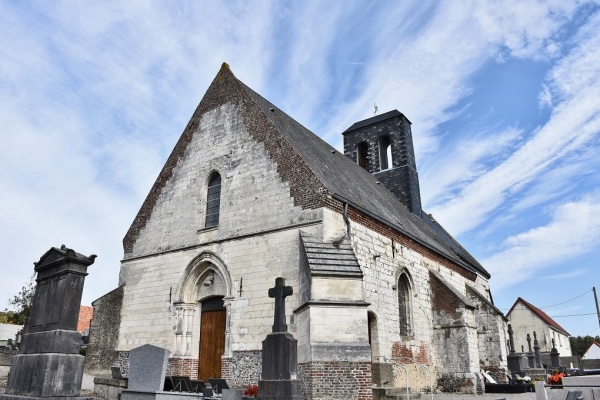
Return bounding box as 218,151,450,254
174,252,233,379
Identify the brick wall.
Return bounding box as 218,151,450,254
85,286,124,374
78,305,93,333
299,361,372,400
167,357,198,377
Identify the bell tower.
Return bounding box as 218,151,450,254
342,110,422,217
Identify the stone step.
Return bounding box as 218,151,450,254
373,387,422,400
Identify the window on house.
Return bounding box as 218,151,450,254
357,142,369,169
398,273,412,337
379,135,392,170
205,173,222,228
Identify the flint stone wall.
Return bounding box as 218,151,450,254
85,285,124,375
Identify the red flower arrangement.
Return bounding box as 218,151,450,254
547,371,565,385
243,384,259,397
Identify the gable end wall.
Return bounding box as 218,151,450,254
124,66,327,254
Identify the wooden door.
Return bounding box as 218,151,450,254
198,309,226,380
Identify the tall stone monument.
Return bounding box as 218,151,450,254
527,333,535,368
1,245,95,400
258,278,302,400
533,331,542,368
506,324,521,377
550,338,560,368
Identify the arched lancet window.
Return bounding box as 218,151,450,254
205,173,221,228
357,142,369,169
379,135,392,171
398,273,412,337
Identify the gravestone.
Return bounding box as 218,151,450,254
127,345,170,392
506,324,521,376
121,344,214,400
550,338,560,368
258,278,302,400
519,346,529,370
533,331,542,368
1,245,95,400
527,333,535,368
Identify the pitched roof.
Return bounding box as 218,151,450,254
507,297,570,336
342,110,411,133
582,342,600,360
123,64,489,279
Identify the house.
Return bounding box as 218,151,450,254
582,342,600,360
87,64,507,399
507,297,571,356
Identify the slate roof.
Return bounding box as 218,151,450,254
299,232,363,278
342,110,410,133
240,78,489,279
507,297,570,336
125,64,489,280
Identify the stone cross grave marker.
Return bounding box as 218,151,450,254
259,277,301,400
533,331,542,368
268,277,293,333
507,324,521,377
527,333,535,368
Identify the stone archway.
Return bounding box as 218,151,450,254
173,252,234,376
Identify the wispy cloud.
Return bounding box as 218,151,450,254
0,0,279,306
484,192,600,290
429,10,600,236
537,268,587,282
0,0,598,338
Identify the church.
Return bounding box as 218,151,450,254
86,64,508,399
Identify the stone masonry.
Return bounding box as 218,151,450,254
91,64,507,399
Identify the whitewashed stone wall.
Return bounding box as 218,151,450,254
320,208,503,388
118,104,322,355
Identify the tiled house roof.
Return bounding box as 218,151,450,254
507,297,570,336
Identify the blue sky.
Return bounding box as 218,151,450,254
1,1,599,338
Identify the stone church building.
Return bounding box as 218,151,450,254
86,64,507,399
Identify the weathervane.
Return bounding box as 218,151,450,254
373,103,378,115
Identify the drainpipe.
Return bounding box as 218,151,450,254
343,202,351,238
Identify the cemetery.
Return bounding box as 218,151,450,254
2,246,600,400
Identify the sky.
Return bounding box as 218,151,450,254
1,1,599,338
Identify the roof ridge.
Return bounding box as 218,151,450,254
124,64,327,253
